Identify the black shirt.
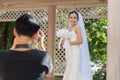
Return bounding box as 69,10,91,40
0,49,52,80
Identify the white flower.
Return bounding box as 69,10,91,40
56,29,71,39
56,29,71,58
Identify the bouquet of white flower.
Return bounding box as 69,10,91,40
56,29,71,59
56,29,71,39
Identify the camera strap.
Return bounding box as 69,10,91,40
15,44,32,49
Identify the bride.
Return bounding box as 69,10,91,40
61,11,93,80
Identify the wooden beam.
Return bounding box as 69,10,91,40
46,6,56,79
0,0,107,9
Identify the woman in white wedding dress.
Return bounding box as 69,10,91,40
62,11,93,80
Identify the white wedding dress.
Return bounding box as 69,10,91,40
63,27,82,80
63,26,92,80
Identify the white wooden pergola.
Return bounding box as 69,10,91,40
1,0,120,80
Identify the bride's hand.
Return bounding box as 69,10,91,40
60,39,65,45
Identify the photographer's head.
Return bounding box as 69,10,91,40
15,13,40,38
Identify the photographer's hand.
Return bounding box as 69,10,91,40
38,30,46,51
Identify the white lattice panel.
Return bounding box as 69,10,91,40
33,9,48,48
0,8,48,48
0,9,31,21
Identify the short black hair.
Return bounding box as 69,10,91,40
68,11,79,20
15,13,40,38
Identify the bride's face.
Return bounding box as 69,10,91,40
69,13,78,26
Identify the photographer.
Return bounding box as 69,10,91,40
0,13,52,80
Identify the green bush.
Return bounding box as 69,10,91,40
93,66,106,80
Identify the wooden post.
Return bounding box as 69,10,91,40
46,6,56,79
107,0,120,80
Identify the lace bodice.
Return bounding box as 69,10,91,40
69,30,77,42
